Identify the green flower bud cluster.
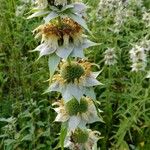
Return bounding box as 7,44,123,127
61,62,85,83
65,98,88,116
71,128,89,144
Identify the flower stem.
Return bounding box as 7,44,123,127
67,57,72,65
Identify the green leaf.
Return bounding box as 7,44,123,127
27,11,50,19
60,123,68,150
44,11,58,23
21,134,32,142
48,54,60,81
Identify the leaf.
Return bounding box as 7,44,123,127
84,87,96,100
48,54,60,81
44,11,58,23
21,134,32,142
60,123,67,150
27,11,50,19
82,39,100,49
68,13,89,31
4,139,15,146
0,117,15,123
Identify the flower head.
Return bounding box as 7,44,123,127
46,60,102,101
32,18,97,59
64,128,101,150
129,45,147,72
104,48,117,66
143,11,150,28
53,97,101,130
54,0,68,6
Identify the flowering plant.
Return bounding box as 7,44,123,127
27,0,103,149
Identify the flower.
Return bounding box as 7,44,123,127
129,45,147,72
104,48,117,66
54,0,68,6
46,60,102,101
27,0,88,30
64,128,101,150
32,18,97,59
130,45,146,62
131,62,147,72
142,11,150,28
140,37,150,52
53,97,101,130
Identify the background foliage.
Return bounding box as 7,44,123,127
0,0,150,149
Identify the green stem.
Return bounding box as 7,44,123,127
58,16,63,28
67,57,72,65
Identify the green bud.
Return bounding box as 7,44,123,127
61,62,84,83
71,128,89,144
65,98,80,116
79,98,88,113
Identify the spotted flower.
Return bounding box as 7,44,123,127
32,18,98,59
46,60,102,101
64,128,101,150
53,97,101,130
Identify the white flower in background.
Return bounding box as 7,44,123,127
46,61,102,101
113,7,134,32
104,48,117,66
129,45,147,72
27,1,88,31
27,0,49,19
97,0,128,18
142,11,150,28
32,18,98,59
131,62,147,72
16,5,26,16
53,97,101,130
35,0,48,9
54,0,68,6
64,128,101,150
130,45,146,62
140,38,150,52
128,0,143,8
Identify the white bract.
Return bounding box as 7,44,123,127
46,61,102,101
53,97,101,130
32,19,97,59
64,128,101,150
